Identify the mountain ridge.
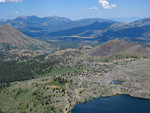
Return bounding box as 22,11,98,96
0,16,150,45
88,39,150,57
0,16,118,37
48,21,114,37
0,25,50,50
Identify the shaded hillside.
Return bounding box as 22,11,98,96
48,18,150,41
101,25,150,39
88,39,150,57
99,18,150,40
0,25,49,50
48,22,113,37
130,18,150,27
46,18,150,43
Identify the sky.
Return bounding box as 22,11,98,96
0,0,150,20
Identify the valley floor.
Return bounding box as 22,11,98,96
0,49,150,113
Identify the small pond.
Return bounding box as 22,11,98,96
112,80,123,84
40,52,51,54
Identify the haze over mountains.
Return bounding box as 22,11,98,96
48,21,114,37
0,16,150,50
101,18,150,39
47,18,150,42
0,16,117,37
0,16,149,43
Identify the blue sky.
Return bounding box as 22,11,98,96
0,0,150,20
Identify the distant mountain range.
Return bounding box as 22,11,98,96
108,17,139,22
100,18,150,39
0,25,50,50
48,21,114,37
0,16,150,48
0,16,118,37
47,18,150,41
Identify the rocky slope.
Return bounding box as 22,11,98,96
88,39,150,57
0,47,150,113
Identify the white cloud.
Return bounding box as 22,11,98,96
0,0,22,3
13,11,19,14
98,0,116,9
89,7,98,11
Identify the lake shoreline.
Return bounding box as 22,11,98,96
71,94,150,113
70,93,150,113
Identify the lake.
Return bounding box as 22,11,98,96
40,52,51,54
112,80,123,84
72,95,150,113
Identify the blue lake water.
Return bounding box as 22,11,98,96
40,52,51,54
112,80,123,84
72,95,150,113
